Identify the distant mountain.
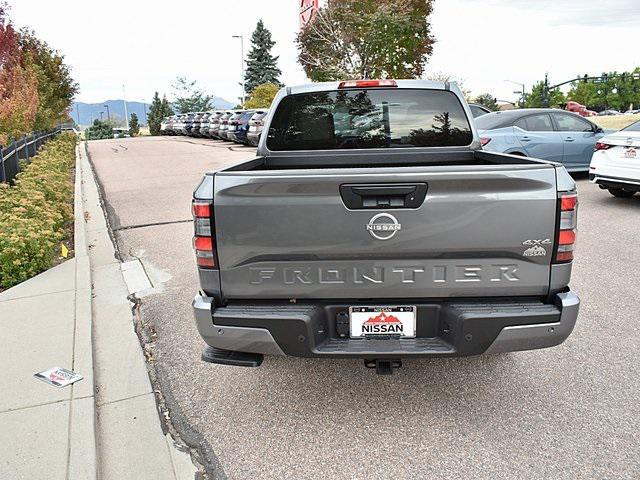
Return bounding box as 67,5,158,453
209,96,236,110
71,100,150,126
71,96,235,126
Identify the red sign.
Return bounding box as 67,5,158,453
300,0,318,28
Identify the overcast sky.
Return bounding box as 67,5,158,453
8,0,640,105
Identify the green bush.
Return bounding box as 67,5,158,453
85,119,114,140
0,132,76,288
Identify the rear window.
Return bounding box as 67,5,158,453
623,120,640,132
266,89,472,151
474,112,510,130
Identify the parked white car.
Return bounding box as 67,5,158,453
589,120,640,197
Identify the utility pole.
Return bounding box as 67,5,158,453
232,35,245,105
75,103,81,126
122,84,130,129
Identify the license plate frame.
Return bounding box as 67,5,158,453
349,306,416,339
624,147,636,158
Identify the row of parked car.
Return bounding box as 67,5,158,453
160,110,269,146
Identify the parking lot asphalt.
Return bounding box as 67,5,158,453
88,136,640,480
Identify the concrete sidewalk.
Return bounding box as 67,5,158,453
0,143,195,479
0,146,95,479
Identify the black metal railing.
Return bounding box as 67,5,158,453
0,126,67,184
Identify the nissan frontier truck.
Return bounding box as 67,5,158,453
191,79,580,374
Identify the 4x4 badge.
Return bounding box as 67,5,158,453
522,239,550,257
522,239,551,246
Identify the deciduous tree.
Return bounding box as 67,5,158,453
19,29,78,131
524,81,566,108
172,77,212,113
296,0,435,81
474,93,500,111
568,69,640,111
244,83,280,109
0,4,38,145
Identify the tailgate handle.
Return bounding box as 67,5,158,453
340,183,428,209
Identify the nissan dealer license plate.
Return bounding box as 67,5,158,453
349,306,416,338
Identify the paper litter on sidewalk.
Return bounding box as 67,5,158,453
34,367,83,388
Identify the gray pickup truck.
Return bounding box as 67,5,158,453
191,79,579,374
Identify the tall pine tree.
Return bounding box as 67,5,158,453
147,92,163,135
244,20,281,94
160,95,173,118
128,113,140,136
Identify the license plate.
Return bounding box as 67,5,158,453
624,147,636,158
349,306,416,338
249,126,257,131
228,126,236,131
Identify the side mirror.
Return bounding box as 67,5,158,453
594,126,603,134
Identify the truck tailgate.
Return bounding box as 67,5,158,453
213,165,558,299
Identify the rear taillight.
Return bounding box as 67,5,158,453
594,142,611,151
192,199,217,268
480,137,491,146
338,79,397,89
555,191,577,263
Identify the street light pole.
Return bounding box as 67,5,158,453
122,84,129,130
99,111,104,121
232,35,245,105
103,104,110,122
504,80,526,106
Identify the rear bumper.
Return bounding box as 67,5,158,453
193,291,580,358
590,173,640,190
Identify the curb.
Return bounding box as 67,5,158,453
68,143,97,478
80,141,196,479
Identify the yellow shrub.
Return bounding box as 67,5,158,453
0,132,76,288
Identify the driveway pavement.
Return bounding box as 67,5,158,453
87,135,640,480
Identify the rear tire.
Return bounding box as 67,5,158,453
608,188,636,198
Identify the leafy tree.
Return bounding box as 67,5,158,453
474,93,499,111
244,20,282,93
19,28,78,131
244,83,280,109
172,77,212,113
524,80,566,108
297,0,435,81
85,119,113,140
0,4,38,145
568,69,640,111
567,81,596,107
128,113,140,136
